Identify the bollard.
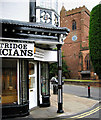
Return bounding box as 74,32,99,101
88,84,90,98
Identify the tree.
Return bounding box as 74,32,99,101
62,59,70,78
49,53,70,79
49,62,58,79
89,4,101,79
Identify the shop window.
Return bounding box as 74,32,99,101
72,20,76,30
20,60,28,104
41,63,49,96
2,59,17,104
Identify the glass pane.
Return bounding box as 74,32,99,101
41,79,45,94
2,59,17,104
46,64,48,79
29,77,35,89
46,80,49,95
41,63,49,95
21,60,28,103
29,63,35,75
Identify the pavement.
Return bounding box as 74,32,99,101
24,89,99,119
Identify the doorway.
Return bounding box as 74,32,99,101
29,61,37,109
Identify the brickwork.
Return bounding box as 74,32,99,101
60,6,98,79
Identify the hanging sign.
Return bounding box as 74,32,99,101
0,41,34,58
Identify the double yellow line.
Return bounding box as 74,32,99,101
70,105,101,119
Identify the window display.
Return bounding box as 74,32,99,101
2,59,17,104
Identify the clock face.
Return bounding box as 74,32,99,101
72,35,77,41
40,10,52,23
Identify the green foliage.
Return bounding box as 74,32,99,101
49,62,58,79
49,53,70,79
89,4,101,79
62,59,70,78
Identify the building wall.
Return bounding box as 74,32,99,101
36,0,59,26
80,10,90,48
60,6,97,79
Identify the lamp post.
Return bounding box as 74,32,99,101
57,44,64,113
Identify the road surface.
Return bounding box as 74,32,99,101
63,84,101,100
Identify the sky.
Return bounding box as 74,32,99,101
59,0,101,12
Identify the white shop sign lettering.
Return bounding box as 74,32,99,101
0,41,34,58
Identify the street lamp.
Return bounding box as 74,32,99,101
57,34,64,113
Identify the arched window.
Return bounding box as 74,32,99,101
85,54,91,70
72,20,76,30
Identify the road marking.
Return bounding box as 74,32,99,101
74,107,101,118
70,105,101,119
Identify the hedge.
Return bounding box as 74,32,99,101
89,4,101,79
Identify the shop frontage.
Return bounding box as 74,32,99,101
0,19,69,118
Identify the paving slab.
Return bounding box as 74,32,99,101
23,90,99,119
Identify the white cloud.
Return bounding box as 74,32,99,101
59,0,101,12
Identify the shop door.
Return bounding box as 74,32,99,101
29,62,37,109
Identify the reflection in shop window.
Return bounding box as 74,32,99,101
2,59,17,104
41,63,49,95
29,62,35,75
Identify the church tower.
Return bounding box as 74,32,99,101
60,6,97,79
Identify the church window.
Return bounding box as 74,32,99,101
85,54,91,70
72,20,76,30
